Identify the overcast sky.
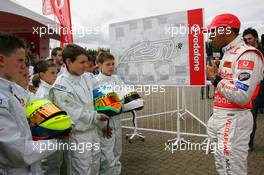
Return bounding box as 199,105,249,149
14,0,264,48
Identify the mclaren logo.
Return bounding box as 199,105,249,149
225,158,231,175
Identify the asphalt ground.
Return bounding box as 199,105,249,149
121,114,264,175
120,86,264,175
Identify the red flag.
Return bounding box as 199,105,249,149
50,0,73,48
42,0,54,15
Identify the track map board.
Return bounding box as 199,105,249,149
110,8,205,86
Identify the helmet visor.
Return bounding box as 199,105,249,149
28,103,62,127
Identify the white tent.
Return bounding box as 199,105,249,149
0,0,60,57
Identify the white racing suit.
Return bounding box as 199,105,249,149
207,36,264,175
34,80,52,100
94,72,124,175
49,69,101,175
33,80,64,175
14,83,43,175
0,78,56,175
13,83,33,107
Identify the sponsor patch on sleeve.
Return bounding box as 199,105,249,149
54,84,67,91
0,98,8,109
237,60,254,70
235,81,249,91
238,72,251,81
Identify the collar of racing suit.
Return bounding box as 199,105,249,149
40,79,52,89
97,72,113,81
222,35,244,53
63,68,82,83
0,77,16,94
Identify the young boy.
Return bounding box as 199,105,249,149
49,44,109,175
84,53,96,79
0,33,56,174
15,67,33,106
95,52,125,175
84,54,95,74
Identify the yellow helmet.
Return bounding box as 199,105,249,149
26,100,72,140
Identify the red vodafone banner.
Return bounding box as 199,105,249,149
50,0,73,47
188,8,205,86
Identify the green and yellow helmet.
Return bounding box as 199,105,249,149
93,86,122,116
26,100,72,140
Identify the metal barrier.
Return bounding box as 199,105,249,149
121,85,214,143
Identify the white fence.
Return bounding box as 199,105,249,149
121,85,214,141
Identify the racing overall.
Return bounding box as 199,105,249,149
207,36,264,175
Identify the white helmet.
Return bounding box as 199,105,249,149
122,91,144,112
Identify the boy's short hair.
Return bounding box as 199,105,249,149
98,52,115,64
85,51,95,62
0,33,26,56
62,44,87,64
34,60,57,74
51,47,63,57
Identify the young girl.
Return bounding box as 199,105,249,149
34,59,57,99
33,59,61,175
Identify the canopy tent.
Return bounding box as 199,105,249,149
0,0,60,58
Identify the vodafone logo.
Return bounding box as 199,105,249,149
242,61,249,67
192,24,201,72
238,60,254,70
55,0,64,10
223,117,232,156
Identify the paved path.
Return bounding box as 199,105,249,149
121,114,264,175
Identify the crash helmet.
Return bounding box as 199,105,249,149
26,100,72,140
122,91,144,112
93,86,122,116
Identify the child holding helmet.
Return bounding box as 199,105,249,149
49,44,109,175
32,59,65,175
94,52,132,175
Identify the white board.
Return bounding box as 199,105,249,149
110,8,205,86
